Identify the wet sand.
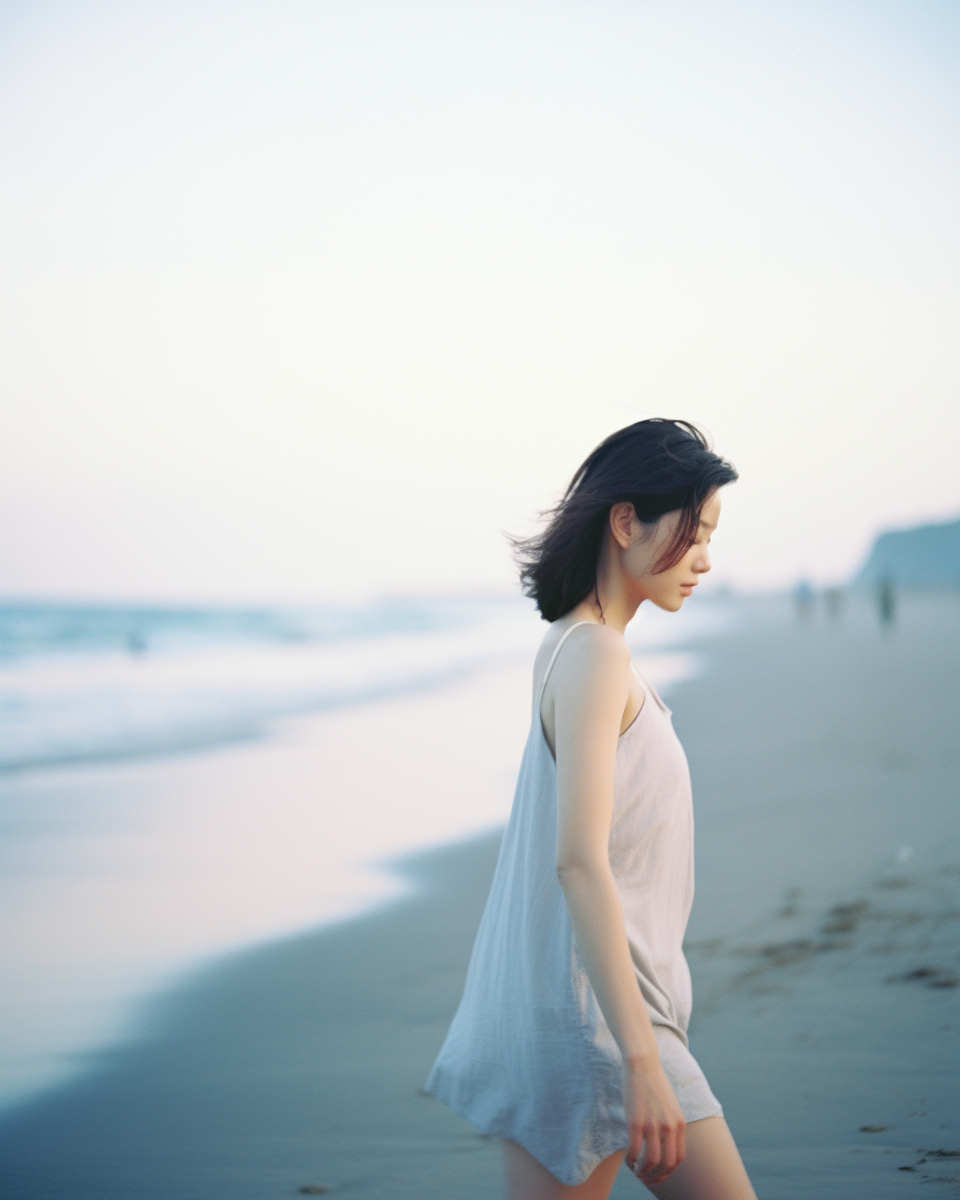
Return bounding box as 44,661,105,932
1,592,958,1198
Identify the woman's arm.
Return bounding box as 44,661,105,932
550,624,686,1185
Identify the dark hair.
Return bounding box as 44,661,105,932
511,418,737,622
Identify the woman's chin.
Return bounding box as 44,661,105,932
650,594,685,614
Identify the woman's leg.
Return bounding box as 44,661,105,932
503,1115,755,1200
644,1115,756,1200
503,1139,625,1200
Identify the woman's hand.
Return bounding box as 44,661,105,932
622,1056,686,1187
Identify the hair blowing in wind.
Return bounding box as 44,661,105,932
511,419,738,622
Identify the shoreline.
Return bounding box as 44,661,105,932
0,657,536,1113
0,658,509,779
0,832,510,1200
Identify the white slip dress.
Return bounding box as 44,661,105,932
425,620,722,1186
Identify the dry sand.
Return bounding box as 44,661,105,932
1,592,958,1199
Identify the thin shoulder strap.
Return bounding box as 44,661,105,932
537,620,597,706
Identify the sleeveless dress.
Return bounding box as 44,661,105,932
425,620,722,1186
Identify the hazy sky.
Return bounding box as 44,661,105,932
2,0,958,600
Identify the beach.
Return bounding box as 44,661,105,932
1,591,959,1198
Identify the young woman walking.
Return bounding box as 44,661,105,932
426,419,757,1199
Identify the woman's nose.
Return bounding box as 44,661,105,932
695,550,712,574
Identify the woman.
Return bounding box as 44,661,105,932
426,419,757,1199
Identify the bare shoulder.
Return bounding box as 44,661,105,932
537,622,637,749
540,621,631,693
562,621,629,664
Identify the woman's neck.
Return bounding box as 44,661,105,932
569,583,642,635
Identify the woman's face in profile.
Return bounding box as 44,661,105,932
627,491,721,613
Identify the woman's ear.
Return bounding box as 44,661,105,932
609,502,636,549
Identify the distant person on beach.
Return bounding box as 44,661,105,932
126,629,147,655
877,575,896,631
427,420,756,1199
794,579,814,623
824,587,844,620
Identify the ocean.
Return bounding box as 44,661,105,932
0,596,547,773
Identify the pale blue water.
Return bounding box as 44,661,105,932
0,596,544,772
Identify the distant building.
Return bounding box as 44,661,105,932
854,517,960,589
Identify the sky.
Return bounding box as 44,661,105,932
1,0,958,601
